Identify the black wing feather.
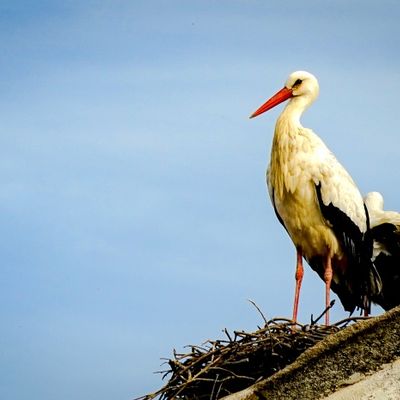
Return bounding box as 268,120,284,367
315,183,366,264
314,183,380,312
370,222,400,310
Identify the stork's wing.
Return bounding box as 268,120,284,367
315,182,367,263
369,223,400,310
314,165,382,309
370,222,400,258
365,196,400,310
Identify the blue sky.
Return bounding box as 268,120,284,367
0,1,399,399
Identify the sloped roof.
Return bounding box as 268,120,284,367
222,305,400,400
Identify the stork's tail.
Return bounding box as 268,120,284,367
361,259,382,314
353,227,382,314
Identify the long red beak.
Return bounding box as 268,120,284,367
249,87,293,119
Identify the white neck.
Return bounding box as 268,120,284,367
278,95,313,128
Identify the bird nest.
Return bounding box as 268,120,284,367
137,302,367,400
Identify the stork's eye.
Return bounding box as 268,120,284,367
294,79,302,86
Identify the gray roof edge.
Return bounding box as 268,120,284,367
222,306,400,400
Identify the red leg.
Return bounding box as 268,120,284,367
324,255,333,325
292,249,304,323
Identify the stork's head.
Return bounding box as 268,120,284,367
250,70,319,119
285,71,319,100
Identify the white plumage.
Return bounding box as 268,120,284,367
251,71,381,325
364,192,400,230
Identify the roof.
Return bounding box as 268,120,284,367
222,305,400,400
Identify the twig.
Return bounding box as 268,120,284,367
247,298,268,325
311,299,335,325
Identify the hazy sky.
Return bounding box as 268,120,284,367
1,1,399,399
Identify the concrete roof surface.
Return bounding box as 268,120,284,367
223,306,400,400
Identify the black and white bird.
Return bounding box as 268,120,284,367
250,71,381,325
364,192,400,310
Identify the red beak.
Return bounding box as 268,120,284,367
249,87,293,119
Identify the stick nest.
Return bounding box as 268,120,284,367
137,304,367,400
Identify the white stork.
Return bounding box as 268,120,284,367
364,192,400,310
250,71,381,325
